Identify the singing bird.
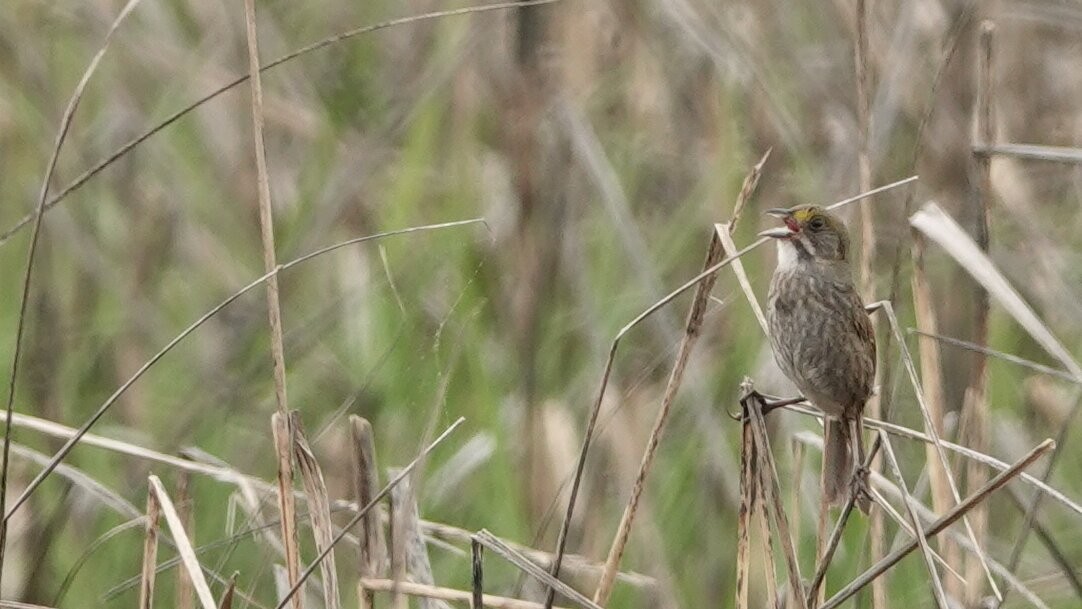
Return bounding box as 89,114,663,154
760,205,876,511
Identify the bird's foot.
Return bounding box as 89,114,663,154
850,464,873,514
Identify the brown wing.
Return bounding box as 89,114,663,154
843,283,877,401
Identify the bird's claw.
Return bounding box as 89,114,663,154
850,464,874,511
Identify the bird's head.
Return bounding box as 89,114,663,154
758,205,850,264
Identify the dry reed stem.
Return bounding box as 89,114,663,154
176,471,195,609
876,431,949,607
911,331,1078,383
964,21,997,605
218,572,238,609
139,485,162,609
389,470,451,609
0,0,556,250
390,478,407,609
820,439,1054,609
350,416,387,609
812,498,828,609
242,0,288,417
360,578,576,609
910,233,959,575
271,413,303,609
274,417,465,609
402,519,656,589
716,224,767,334
0,0,144,579
909,203,1082,381
475,530,602,609
752,437,780,609
972,143,1082,163
242,0,299,600
736,416,779,609
996,388,1082,609
0,219,480,540
743,387,809,609
861,486,964,585
852,6,886,603
1004,486,1082,602
590,150,768,608
291,413,341,609
788,438,806,592
472,537,484,609
778,401,1082,517
871,299,1001,595
148,476,217,609
735,421,754,609
854,0,875,302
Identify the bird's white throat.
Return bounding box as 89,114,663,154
775,238,800,270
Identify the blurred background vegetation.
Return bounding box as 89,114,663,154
1,0,1081,607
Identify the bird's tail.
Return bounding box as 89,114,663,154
822,418,851,507
823,417,870,513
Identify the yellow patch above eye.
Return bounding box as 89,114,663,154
792,208,814,223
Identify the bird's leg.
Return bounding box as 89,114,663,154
761,395,806,415
849,418,873,512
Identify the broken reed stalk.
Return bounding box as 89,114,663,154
360,578,575,609
735,420,754,609
271,413,303,609
591,149,769,607
274,417,465,609
472,537,484,609
820,438,1054,609
743,387,809,609
350,416,388,609
876,431,949,608
139,488,161,609
964,20,998,606
736,413,779,609
218,572,238,609
148,476,217,609
291,413,341,609
752,436,780,609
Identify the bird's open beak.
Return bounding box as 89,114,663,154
758,227,795,239
760,207,797,238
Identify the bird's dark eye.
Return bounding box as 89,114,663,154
809,217,826,231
